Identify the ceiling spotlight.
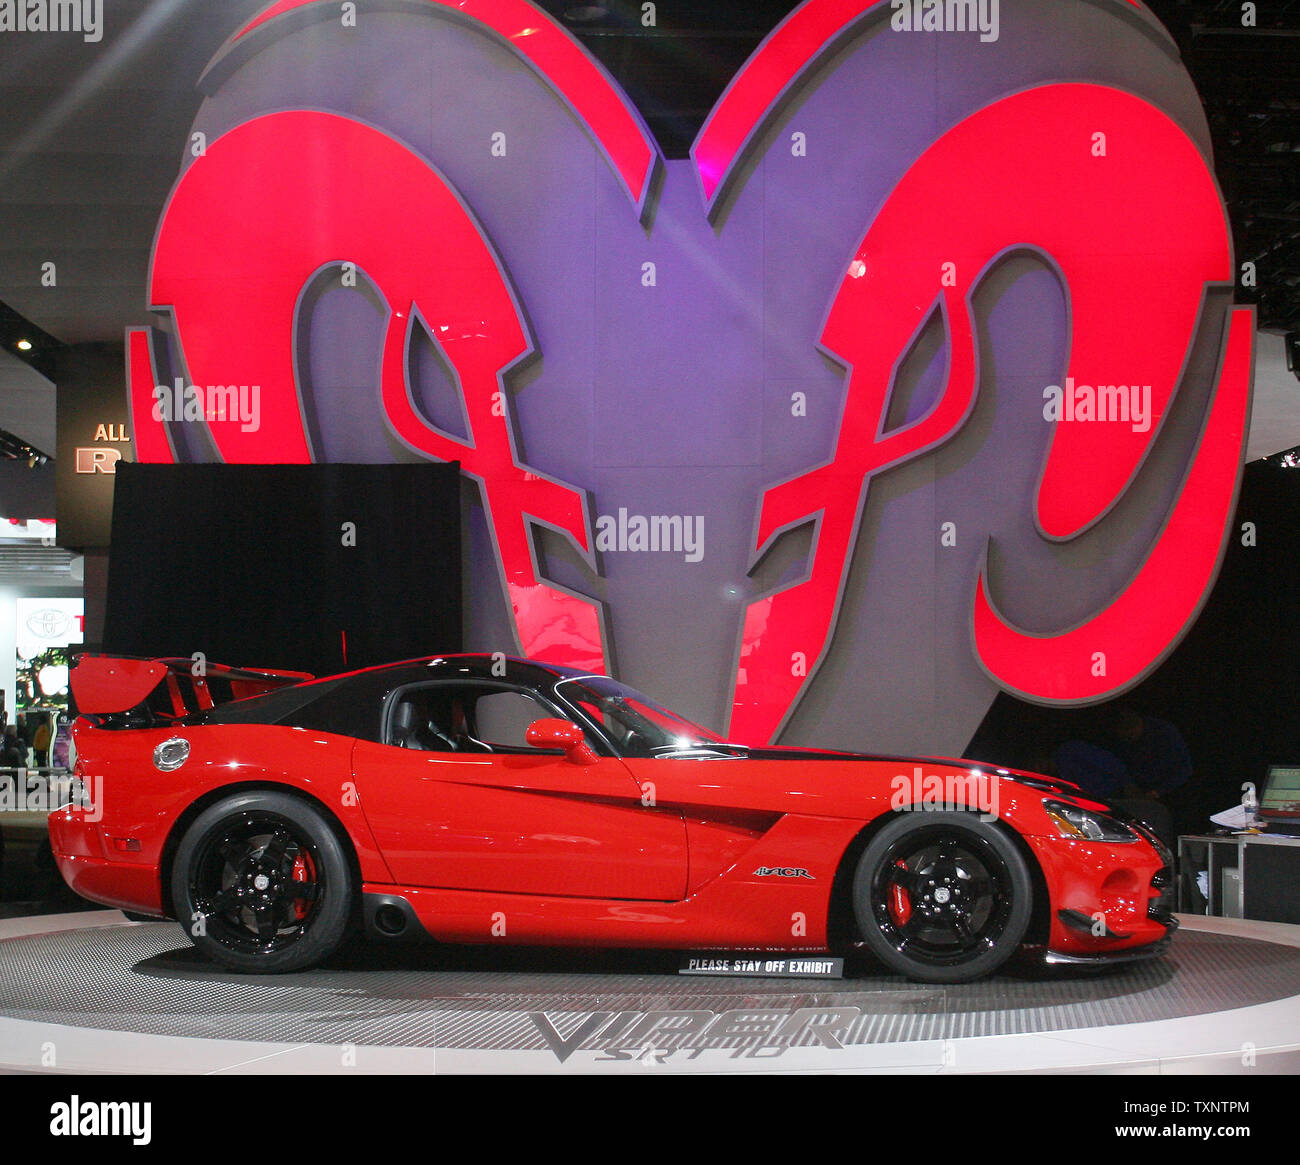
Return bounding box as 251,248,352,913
16,339,32,351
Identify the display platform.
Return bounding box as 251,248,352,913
1,912,1297,1074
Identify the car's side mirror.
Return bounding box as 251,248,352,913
526,718,598,765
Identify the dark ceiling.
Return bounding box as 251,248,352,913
1135,0,1300,334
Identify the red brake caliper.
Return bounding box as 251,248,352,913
888,860,912,926
291,852,313,920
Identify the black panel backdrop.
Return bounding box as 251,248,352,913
103,463,461,676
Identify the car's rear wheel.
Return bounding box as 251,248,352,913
170,790,353,973
852,812,1032,984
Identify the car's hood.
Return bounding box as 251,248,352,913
730,744,1167,855
734,744,1082,795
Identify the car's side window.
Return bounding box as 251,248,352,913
473,690,554,750
386,682,563,754
387,687,453,752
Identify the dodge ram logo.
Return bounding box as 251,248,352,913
124,0,1250,757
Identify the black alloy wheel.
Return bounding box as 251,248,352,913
171,790,353,973
852,811,1032,983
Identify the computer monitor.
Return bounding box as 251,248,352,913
1260,764,1300,824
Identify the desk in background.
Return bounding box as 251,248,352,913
1178,833,1300,923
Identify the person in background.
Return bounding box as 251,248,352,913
1109,708,1193,799
1053,739,1129,799
1056,709,1191,800
31,714,52,769
1053,707,1189,848
15,713,32,767
2,726,25,770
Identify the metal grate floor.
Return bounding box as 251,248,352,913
1,922,1296,1052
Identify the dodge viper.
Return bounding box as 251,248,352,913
49,653,1176,981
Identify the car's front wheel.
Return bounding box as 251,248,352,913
852,812,1032,984
170,790,353,973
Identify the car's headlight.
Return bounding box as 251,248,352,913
1043,800,1139,843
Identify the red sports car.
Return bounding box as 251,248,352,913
50,653,1176,982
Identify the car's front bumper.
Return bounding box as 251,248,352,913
1044,921,1178,966
1024,830,1176,960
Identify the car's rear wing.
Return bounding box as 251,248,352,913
70,653,314,725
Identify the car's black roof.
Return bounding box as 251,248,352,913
200,653,605,741
317,654,596,687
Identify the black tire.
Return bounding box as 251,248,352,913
170,790,354,973
852,811,1033,984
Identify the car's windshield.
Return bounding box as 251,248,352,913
554,675,723,757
